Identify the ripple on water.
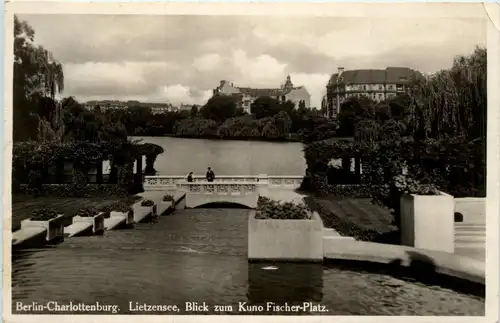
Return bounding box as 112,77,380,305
12,208,484,315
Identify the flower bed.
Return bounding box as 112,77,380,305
163,194,175,202
30,209,60,221
75,207,98,217
140,199,155,207
255,196,311,220
248,197,323,262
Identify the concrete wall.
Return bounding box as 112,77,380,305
248,210,323,261
455,198,486,223
400,192,455,253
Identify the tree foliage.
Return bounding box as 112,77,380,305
302,46,487,222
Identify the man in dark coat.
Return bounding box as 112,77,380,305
206,167,215,182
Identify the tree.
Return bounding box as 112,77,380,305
336,97,375,137
250,96,281,119
190,105,199,118
13,15,65,141
200,95,237,122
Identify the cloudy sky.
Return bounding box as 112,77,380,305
19,14,486,108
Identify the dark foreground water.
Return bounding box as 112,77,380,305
12,209,484,315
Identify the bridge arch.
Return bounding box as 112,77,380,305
192,202,253,209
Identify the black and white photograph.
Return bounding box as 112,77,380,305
4,2,498,320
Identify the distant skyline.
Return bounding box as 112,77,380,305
20,14,486,108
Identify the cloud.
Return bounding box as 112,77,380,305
18,14,486,109
193,53,222,71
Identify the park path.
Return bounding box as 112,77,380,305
454,222,486,261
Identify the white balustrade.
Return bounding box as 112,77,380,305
267,176,303,189
144,174,303,191
178,182,257,196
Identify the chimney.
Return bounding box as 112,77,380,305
338,67,344,76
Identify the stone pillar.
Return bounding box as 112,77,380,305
354,157,361,181
96,159,103,184
341,158,350,171
56,160,65,183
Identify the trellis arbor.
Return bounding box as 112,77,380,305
12,140,164,197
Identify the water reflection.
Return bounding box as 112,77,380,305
248,263,323,303
11,208,485,315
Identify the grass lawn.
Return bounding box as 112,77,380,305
304,196,400,244
11,195,140,231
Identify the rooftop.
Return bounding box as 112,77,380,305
327,67,424,86
236,86,304,98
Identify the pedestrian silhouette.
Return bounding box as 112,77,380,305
206,167,215,182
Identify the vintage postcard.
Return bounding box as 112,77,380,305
3,1,499,322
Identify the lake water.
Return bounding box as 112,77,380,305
11,137,485,315
130,136,306,176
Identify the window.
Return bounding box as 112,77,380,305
281,96,286,102
363,85,367,90
379,85,383,90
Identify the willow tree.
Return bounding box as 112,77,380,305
408,46,486,140
14,15,65,141
407,46,486,194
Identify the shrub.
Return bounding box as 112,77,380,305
163,194,175,202
304,196,398,242
140,199,154,207
30,209,59,221
17,184,126,198
75,207,98,217
255,196,311,220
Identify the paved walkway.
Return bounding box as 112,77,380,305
323,239,485,284
455,222,486,261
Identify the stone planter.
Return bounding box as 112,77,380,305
248,210,323,262
110,210,134,227
159,200,175,215
133,203,157,223
73,212,105,235
21,214,65,242
400,192,454,253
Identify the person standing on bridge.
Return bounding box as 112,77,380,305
206,167,215,182
187,172,194,182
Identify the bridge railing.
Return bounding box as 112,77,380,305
177,182,257,196
143,174,303,190
267,176,303,189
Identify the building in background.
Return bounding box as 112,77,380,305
213,75,311,114
325,67,423,119
84,100,177,114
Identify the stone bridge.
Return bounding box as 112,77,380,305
144,175,304,208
